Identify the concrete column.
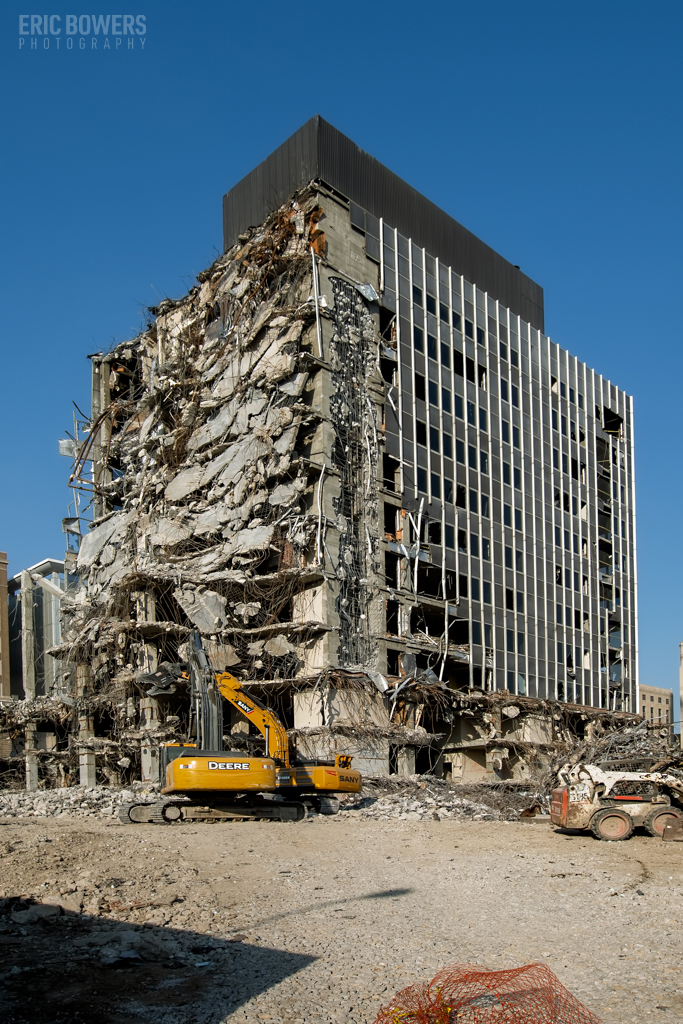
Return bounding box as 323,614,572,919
20,571,35,699
140,697,160,783
78,712,96,787
75,662,96,787
25,722,39,791
0,552,10,701
133,590,160,782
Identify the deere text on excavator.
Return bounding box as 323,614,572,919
119,633,362,824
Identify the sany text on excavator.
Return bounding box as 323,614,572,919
119,633,362,824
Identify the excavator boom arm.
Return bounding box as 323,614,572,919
213,671,290,767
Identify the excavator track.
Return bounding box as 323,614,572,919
118,798,306,824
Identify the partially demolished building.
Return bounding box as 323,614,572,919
1,117,641,789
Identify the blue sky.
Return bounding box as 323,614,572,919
1,2,681,707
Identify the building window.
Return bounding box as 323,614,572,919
504,505,512,527
502,420,510,443
413,285,423,306
414,372,426,401
456,440,465,463
507,629,515,649
426,294,436,315
458,529,467,553
561,415,567,436
429,426,440,452
482,538,491,560
428,380,438,405
456,484,466,508
470,534,479,558
441,344,451,369
431,473,441,498
427,334,437,360
516,592,524,613
506,588,514,610
479,408,487,432
467,401,476,425
552,409,558,431
553,448,559,469
514,467,521,489
483,581,492,604
470,490,478,513
513,426,520,449
416,421,427,446
505,546,513,569
511,385,519,408
444,479,453,502
501,380,509,403
503,462,511,485
468,445,477,469
514,508,522,530
515,550,523,572
413,325,424,352
442,388,451,413
485,623,493,647
562,453,568,474
481,451,488,474
481,494,490,517
455,394,463,419
445,524,455,549
471,578,480,601
472,621,482,645
517,632,525,655
417,467,427,492
443,434,452,459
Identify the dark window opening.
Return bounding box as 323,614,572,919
383,454,399,492
385,552,399,588
384,504,400,537
428,521,442,545
414,372,426,401
386,600,399,635
603,407,623,437
416,420,427,447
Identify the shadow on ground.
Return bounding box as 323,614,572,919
1,898,315,1024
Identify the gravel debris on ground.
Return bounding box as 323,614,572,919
1,803,681,1024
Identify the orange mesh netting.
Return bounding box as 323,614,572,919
372,962,601,1024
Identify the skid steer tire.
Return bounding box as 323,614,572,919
644,805,683,838
590,808,634,841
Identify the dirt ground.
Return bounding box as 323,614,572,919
1,811,681,1024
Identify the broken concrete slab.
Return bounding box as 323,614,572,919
173,586,228,632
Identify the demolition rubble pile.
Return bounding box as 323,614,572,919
0,784,158,820
340,775,533,822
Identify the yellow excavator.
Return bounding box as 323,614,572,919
119,632,362,824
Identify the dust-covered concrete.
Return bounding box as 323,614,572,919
1,813,681,1024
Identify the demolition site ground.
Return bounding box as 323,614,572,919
1,811,682,1024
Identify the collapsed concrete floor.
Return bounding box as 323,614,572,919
1,813,682,1024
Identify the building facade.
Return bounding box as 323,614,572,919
40,117,638,790
638,683,673,735
223,116,637,713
